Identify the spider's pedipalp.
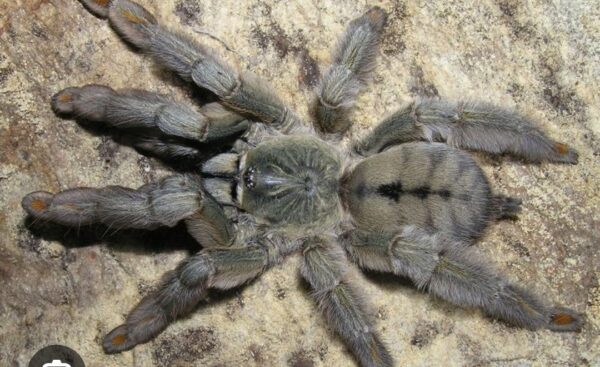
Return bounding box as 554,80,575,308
22,175,234,248
356,98,579,164
52,85,249,142
315,7,386,134
301,236,394,367
344,227,584,332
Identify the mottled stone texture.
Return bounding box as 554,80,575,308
1,0,598,366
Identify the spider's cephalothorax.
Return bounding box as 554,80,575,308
22,1,584,366
238,136,343,229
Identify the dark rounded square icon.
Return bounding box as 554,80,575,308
28,345,85,367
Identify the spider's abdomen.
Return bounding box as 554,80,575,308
239,136,342,229
344,142,492,240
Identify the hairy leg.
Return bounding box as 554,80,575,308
52,85,249,143
314,7,386,134
103,235,299,353
131,135,203,160
22,175,233,248
301,236,393,367
79,0,302,131
343,226,584,332
355,98,578,164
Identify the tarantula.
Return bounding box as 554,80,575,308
21,0,584,366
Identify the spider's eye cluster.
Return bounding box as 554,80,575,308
243,167,255,189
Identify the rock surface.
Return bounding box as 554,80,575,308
1,0,598,366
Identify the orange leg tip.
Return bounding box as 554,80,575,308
111,334,127,345
552,313,575,325
30,199,48,211
554,142,570,155
57,92,73,103
94,0,111,6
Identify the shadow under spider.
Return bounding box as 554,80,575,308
74,118,245,174
24,216,201,255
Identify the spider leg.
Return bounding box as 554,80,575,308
79,0,303,131
52,85,249,144
314,7,386,134
21,175,233,248
343,226,584,332
103,236,297,353
130,135,205,160
301,236,393,367
355,98,578,164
